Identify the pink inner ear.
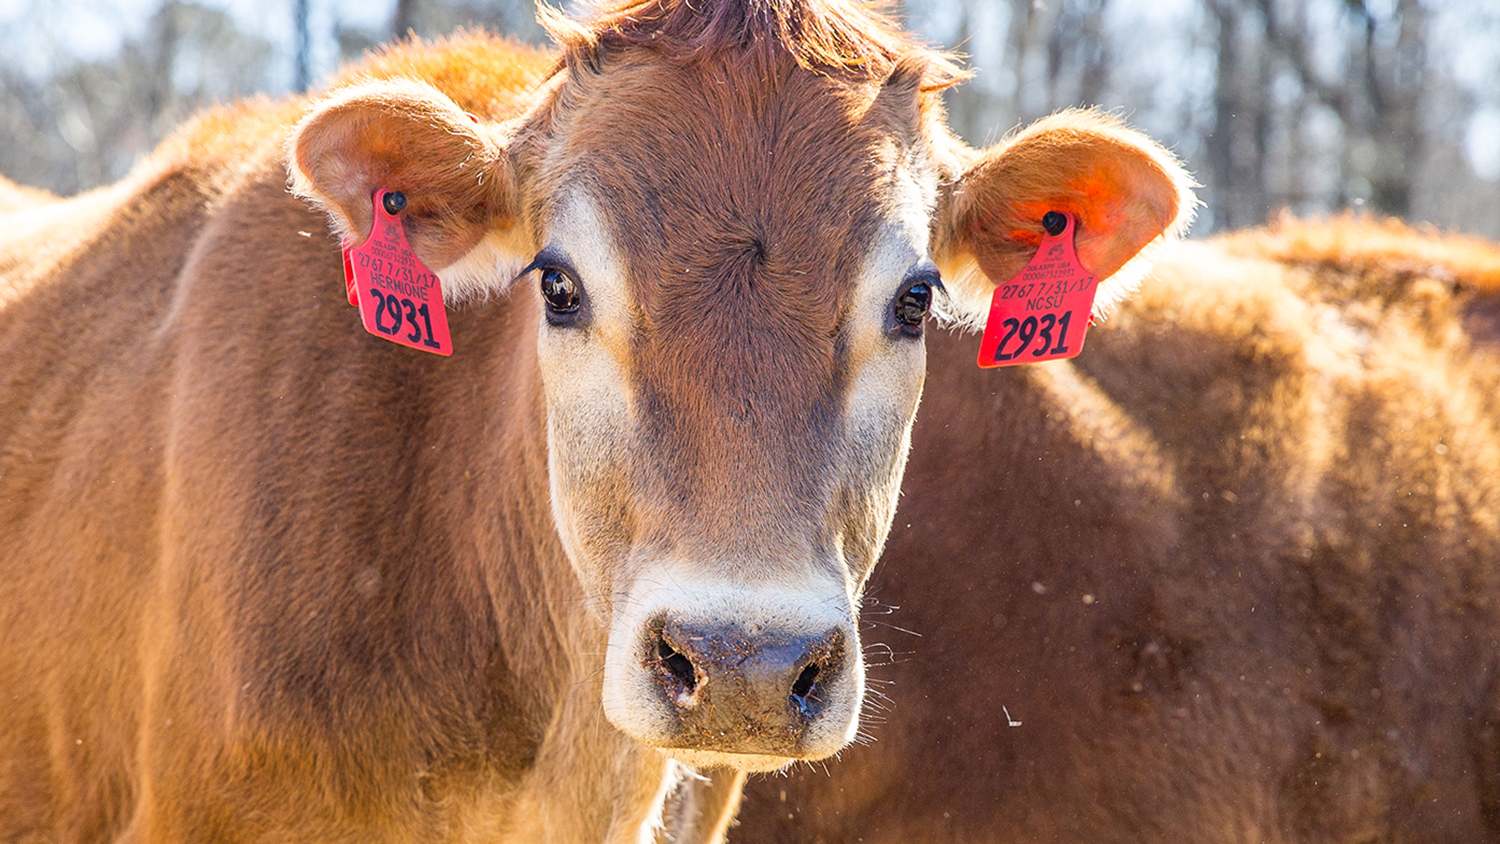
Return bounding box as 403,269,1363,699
960,125,1183,292
994,181,1163,284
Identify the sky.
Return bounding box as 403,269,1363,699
0,0,391,85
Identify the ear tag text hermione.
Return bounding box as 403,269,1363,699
340,189,453,356
977,211,1096,368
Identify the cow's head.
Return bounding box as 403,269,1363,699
288,2,1193,772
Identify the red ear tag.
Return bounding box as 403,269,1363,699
977,211,1096,369
340,237,359,306
344,189,453,356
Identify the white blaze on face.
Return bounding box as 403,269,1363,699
831,158,936,589
534,188,639,604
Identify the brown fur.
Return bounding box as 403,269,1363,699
733,218,1500,842
538,0,967,87
0,2,1192,840
534,51,908,555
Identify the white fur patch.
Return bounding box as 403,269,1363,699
535,188,639,601
633,760,688,844
836,168,933,587
436,225,533,305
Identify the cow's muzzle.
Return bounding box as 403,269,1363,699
602,581,863,771
649,615,846,740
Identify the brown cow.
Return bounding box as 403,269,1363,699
0,1,1193,841
730,216,1500,843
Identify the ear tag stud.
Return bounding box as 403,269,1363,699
977,211,1096,368
340,189,453,356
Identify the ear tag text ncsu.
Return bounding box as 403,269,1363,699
341,189,453,356
977,211,1097,368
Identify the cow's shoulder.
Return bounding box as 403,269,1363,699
1,32,551,328
0,175,57,208
1216,213,1500,356
1084,215,1500,432
326,29,554,120
1076,215,1500,562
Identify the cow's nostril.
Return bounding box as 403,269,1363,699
790,661,822,716
657,634,698,696
791,663,819,698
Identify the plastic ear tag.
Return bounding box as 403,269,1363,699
340,237,359,306
977,211,1096,368
341,189,453,356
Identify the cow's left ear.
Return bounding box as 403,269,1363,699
286,78,530,303
934,110,1196,326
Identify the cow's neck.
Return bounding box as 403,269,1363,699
442,313,685,841
398,286,660,820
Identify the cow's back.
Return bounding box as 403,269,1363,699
733,219,1500,843
0,37,556,841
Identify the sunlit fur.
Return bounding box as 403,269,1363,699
0,0,1192,839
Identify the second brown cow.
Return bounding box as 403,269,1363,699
0,0,1192,841
733,216,1500,842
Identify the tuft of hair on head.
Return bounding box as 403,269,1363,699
538,0,968,90
325,29,555,119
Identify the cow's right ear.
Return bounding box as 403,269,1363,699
287,78,529,302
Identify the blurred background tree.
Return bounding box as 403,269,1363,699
0,0,1496,236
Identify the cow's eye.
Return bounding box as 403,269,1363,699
893,276,935,335
539,267,582,316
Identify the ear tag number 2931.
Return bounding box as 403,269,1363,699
340,189,453,356
977,211,1096,368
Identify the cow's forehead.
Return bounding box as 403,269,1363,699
542,53,927,323
527,53,935,548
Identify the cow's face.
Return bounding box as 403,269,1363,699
520,57,940,770
289,36,1191,772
